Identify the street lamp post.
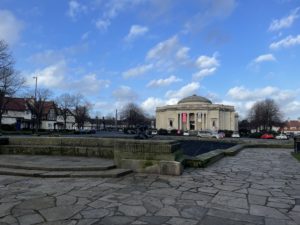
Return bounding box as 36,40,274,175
32,76,38,133
33,76,38,100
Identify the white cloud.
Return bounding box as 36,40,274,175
95,0,145,30
96,19,111,31
193,67,217,80
270,34,300,50
195,53,219,69
193,53,219,80
285,101,300,118
176,47,190,61
69,74,110,94
0,10,23,45
122,64,153,78
125,25,148,41
141,97,165,114
227,86,279,101
145,36,191,72
226,86,300,118
269,7,300,31
147,75,181,88
67,0,87,20
26,61,110,95
147,36,179,60
28,44,89,66
112,86,137,102
165,82,200,99
253,54,277,63
27,61,67,88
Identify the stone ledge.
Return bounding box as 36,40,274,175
184,143,293,168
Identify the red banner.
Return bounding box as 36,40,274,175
182,113,187,123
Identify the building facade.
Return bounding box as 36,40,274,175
156,95,238,131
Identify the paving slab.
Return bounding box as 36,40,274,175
0,148,299,224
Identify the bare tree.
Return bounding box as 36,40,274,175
0,40,25,130
248,99,283,131
120,102,147,128
73,94,91,129
56,93,75,130
27,88,52,133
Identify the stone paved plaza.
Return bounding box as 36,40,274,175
0,148,300,225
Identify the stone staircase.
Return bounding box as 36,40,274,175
0,154,132,178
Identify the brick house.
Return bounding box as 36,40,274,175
282,120,300,135
1,97,76,131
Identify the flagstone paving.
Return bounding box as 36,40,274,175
0,148,300,225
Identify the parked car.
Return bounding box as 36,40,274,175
275,133,289,140
151,129,158,135
261,133,274,139
197,130,220,139
231,132,240,138
183,130,190,136
218,131,225,138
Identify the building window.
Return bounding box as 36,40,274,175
48,123,52,128
169,120,173,127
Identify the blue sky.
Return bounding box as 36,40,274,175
0,0,300,119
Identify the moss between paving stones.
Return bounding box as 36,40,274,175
184,143,293,168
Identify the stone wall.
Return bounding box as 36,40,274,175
0,137,183,175
114,139,182,175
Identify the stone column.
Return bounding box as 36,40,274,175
195,112,198,130
187,113,190,130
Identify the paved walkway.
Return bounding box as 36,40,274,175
0,148,299,225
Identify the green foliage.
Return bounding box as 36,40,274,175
291,152,300,162
248,132,263,138
1,124,16,131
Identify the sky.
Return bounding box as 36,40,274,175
0,0,300,119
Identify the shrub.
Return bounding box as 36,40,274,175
1,124,16,131
248,132,263,138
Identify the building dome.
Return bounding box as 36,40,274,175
178,94,212,104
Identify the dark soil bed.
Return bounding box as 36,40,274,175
180,140,236,157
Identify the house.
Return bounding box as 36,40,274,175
56,108,76,130
282,120,300,135
1,97,77,131
1,98,32,130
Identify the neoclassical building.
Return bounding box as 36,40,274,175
156,95,238,131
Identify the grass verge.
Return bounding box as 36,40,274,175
291,152,300,162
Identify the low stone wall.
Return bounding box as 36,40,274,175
114,139,182,175
0,137,183,175
2,137,114,158
184,143,293,168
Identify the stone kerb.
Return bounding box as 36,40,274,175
114,140,183,176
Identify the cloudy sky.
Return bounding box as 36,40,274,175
0,0,300,119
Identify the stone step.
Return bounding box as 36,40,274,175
0,167,132,178
0,155,116,171
0,163,116,171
